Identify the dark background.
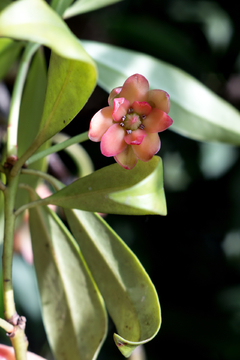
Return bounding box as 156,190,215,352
2,0,240,359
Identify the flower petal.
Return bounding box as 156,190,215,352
100,123,127,156
124,129,147,145
148,89,170,113
88,106,113,142
118,74,149,104
108,86,122,106
112,98,130,121
143,108,173,133
132,133,161,161
114,145,138,170
131,101,152,116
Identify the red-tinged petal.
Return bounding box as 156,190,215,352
89,107,113,142
114,145,138,170
101,123,127,156
148,89,170,113
131,101,152,116
132,133,161,162
108,86,122,106
124,129,147,145
112,98,130,121
143,108,173,133
118,74,149,104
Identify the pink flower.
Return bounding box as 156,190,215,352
88,74,173,169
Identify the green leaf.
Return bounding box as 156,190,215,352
64,209,161,357
29,205,107,360
64,0,123,19
44,156,167,216
82,41,240,145
0,0,94,62
37,51,96,145
0,38,23,80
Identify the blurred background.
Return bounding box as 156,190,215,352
2,0,240,359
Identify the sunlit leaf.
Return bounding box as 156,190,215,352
0,0,95,62
82,41,240,145
65,209,161,357
29,204,107,360
0,38,23,80
64,0,123,19
43,156,167,216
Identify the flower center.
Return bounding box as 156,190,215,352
119,108,145,132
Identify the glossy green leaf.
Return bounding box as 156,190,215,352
0,38,23,80
29,204,107,360
36,51,96,146
64,209,161,357
64,0,123,19
44,156,167,215
82,41,240,145
16,49,48,213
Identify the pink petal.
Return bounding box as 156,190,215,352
89,107,113,142
112,98,130,121
114,145,138,170
0,344,47,360
148,89,170,113
131,101,152,116
108,86,122,106
132,133,161,161
101,123,127,156
124,129,147,145
118,74,149,104
143,108,173,133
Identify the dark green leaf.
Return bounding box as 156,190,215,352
0,38,23,80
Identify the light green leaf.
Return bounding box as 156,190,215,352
64,0,123,19
0,38,23,80
65,209,161,357
82,40,240,145
36,51,96,145
43,156,167,216
0,0,94,62
29,204,107,360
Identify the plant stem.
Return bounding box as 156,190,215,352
2,172,28,360
14,196,50,219
26,131,89,166
7,42,39,158
0,318,14,333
